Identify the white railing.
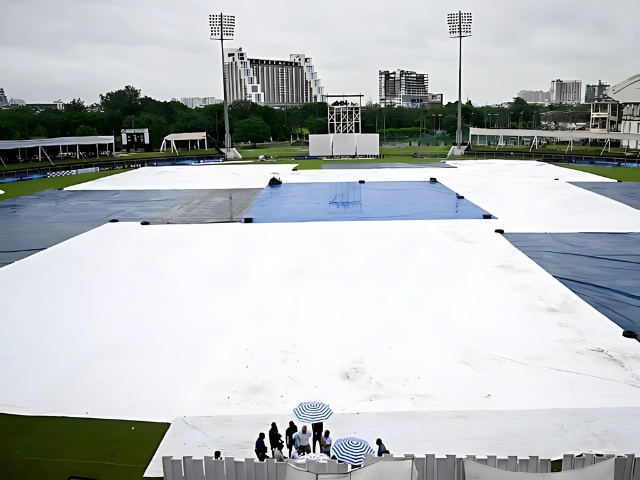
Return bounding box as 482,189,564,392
161,453,638,480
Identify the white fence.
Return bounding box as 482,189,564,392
161,453,639,480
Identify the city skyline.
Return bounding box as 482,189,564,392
1,0,639,106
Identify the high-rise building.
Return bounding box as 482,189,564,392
0,88,8,107
379,70,429,108
585,80,610,104
517,90,551,104
550,79,582,104
223,48,324,107
180,97,221,109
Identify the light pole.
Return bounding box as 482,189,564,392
447,11,472,149
209,13,235,160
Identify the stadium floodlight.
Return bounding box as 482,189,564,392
447,11,472,149
209,13,235,159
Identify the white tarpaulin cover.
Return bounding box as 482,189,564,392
2,161,640,479
143,409,640,476
65,164,298,190
463,458,615,480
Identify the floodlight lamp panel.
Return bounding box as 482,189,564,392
209,13,235,40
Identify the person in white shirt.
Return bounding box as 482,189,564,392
320,430,332,456
273,447,285,462
296,425,312,454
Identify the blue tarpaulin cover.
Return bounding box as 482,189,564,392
245,181,493,223
505,232,640,333
571,182,640,210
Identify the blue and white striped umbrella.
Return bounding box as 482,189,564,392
293,402,333,423
331,437,375,466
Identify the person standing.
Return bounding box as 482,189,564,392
320,430,332,456
268,422,279,456
296,425,312,455
285,421,298,457
311,422,324,453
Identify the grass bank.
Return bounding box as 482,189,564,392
0,413,168,480
0,170,130,201
558,164,640,182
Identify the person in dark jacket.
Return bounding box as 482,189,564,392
268,422,279,455
285,421,298,457
255,433,269,461
375,438,390,457
311,422,324,453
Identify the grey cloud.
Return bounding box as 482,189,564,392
1,0,639,105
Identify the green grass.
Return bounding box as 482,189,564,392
237,145,310,159
380,145,450,156
558,163,640,182
0,414,168,480
0,170,130,201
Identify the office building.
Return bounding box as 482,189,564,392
426,93,443,108
590,100,619,133
379,70,429,108
224,48,324,107
180,97,221,109
585,80,610,104
517,90,551,104
0,88,7,107
606,74,640,148
550,79,582,104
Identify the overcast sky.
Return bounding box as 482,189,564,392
1,0,639,106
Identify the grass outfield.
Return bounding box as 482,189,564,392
0,414,168,480
558,164,640,182
0,170,131,201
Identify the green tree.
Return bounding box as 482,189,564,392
0,121,21,140
99,86,142,117
76,124,98,136
305,115,328,134
233,116,271,143
66,98,87,113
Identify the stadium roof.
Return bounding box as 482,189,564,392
470,127,640,142
0,136,115,150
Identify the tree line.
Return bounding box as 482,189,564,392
0,85,591,148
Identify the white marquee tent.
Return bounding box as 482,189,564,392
160,132,208,154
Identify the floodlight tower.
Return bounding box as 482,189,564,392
447,11,472,149
209,13,235,159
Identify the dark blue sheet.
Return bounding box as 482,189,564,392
505,233,640,333
0,188,261,267
245,181,493,223
571,182,640,210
